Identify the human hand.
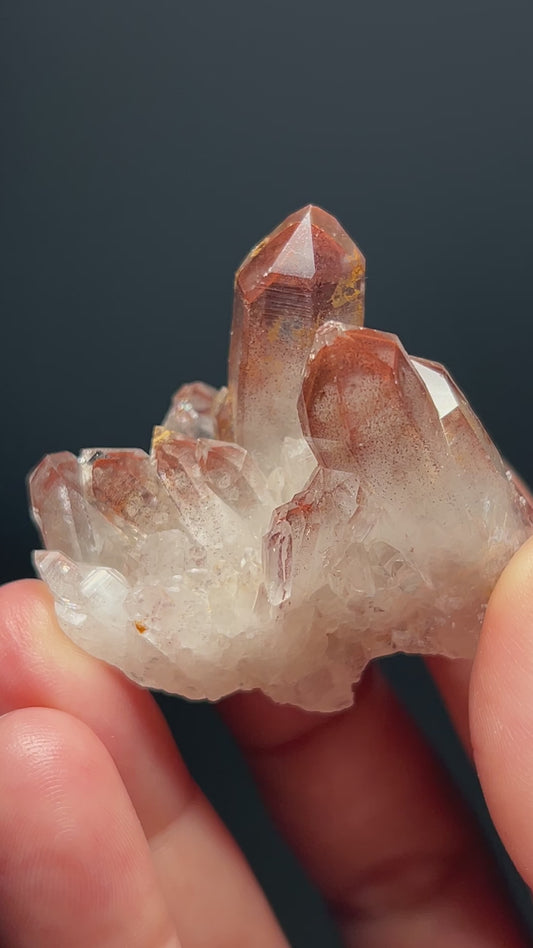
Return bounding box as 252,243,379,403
1,538,533,947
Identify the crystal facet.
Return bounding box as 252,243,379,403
225,205,365,469
28,207,532,711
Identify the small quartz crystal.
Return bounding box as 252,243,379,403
28,207,533,711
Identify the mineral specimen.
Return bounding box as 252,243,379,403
29,207,533,711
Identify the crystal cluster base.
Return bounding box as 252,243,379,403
29,207,533,711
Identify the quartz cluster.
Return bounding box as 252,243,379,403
29,207,533,711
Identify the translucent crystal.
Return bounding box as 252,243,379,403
162,382,218,440
224,205,365,470
28,207,533,711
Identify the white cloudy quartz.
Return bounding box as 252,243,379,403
29,207,533,711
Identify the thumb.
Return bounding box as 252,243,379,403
470,534,533,885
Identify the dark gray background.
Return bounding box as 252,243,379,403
2,1,533,944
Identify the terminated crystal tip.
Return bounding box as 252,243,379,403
225,206,365,467
28,207,533,711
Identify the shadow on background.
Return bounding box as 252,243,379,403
2,1,533,943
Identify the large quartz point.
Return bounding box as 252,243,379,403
221,205,365,469
29,207,533,711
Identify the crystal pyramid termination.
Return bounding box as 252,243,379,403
29,207,533,711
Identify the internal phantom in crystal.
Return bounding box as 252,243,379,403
29,207,533,711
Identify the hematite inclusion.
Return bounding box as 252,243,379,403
28,207,533,711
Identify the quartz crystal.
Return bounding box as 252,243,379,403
29,207,533,711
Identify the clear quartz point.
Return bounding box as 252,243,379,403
28,207,533,711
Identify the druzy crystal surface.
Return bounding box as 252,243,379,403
29,207,533,711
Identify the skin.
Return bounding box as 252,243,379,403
1,538,533,946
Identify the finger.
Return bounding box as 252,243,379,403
470,534,533,888
221,668,528,947
0,706,179,948
428,469,533,757
0,581,288,948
